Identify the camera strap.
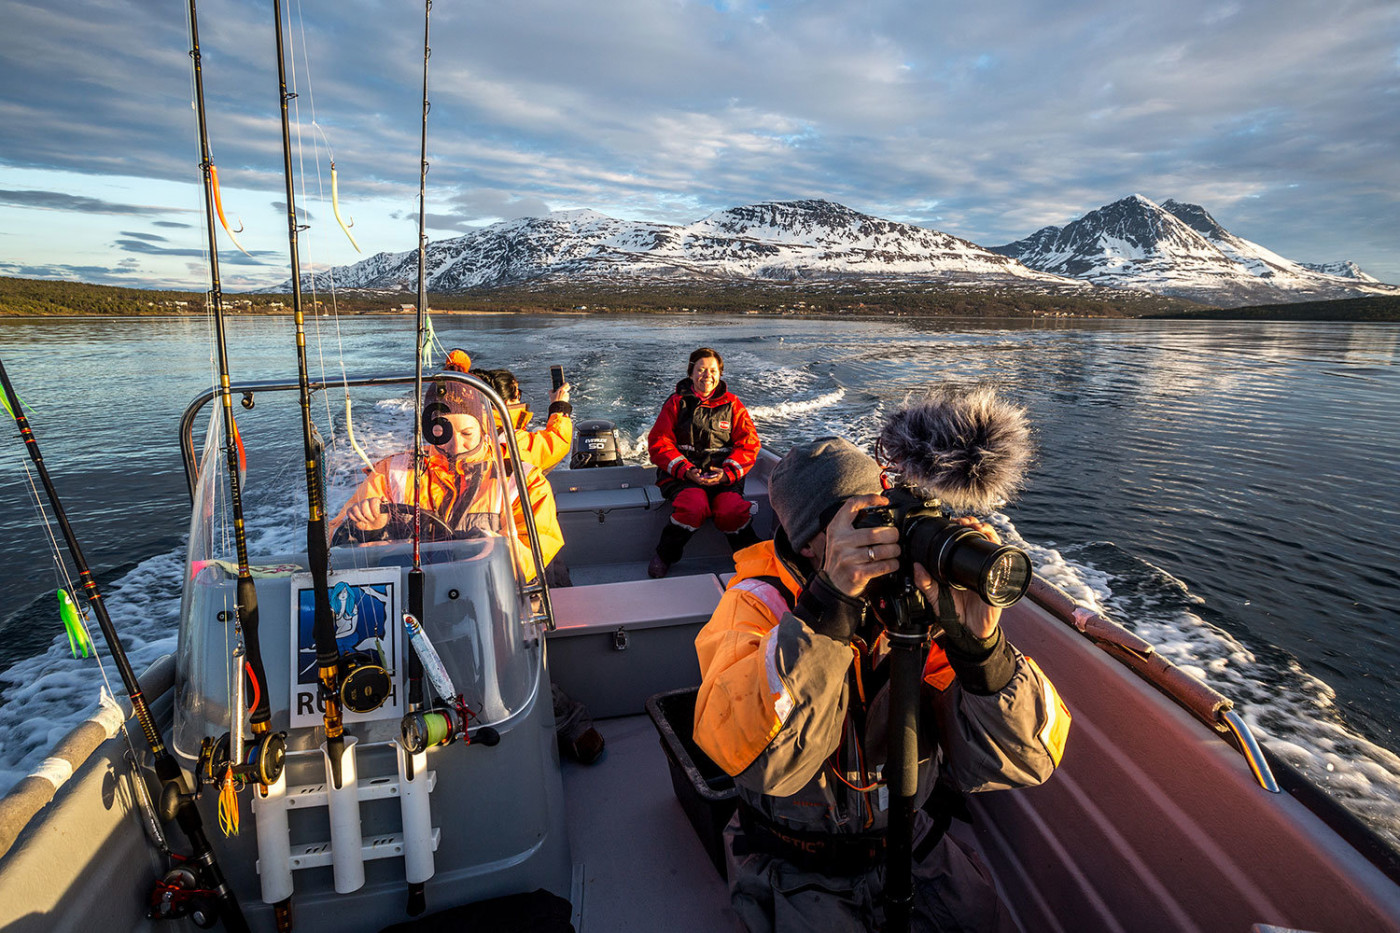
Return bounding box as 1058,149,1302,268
934,586,959,627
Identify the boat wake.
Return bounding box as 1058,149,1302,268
1015,529,1400,852
745,388,846,421
0,549,184,793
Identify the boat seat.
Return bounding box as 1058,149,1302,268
553,483,659,518
546,575,725,718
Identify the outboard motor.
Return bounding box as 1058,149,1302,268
570,419,624,469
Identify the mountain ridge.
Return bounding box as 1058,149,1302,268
289,197,1394,308
991,194,1396,305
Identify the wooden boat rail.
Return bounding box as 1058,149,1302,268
1026,575,1279,792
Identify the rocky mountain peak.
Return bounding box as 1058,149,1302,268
1160,199,1230,241
281,195,1394,308
993,195,1396,304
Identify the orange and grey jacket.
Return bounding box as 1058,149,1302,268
693,537,1070,836
331,445,563,580
493,402,573,473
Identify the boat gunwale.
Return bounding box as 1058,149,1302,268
0,654,176,863
1026,571,1400,887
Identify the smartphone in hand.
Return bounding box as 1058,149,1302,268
550,365,565,391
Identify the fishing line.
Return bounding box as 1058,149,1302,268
287,0,376,574
288,0,362,508
16,461,148,772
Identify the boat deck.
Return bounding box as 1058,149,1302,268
563,713,738,932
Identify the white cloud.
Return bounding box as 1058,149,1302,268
0,0,1396,285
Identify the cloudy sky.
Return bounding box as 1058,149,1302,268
1,0,1397,290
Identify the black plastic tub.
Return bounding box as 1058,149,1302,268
646,686,738,879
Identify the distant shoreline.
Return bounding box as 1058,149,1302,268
5,309,1398,325
2,274,1397,322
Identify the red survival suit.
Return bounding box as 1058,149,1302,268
648,377,761,564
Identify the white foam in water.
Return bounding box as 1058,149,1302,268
0,550,184,792
1006,523,1400,851
746,387,847,421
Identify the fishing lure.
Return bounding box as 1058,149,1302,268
330,162,361,253
57,588,94,659
230,409,247,489
403,613,456,702
209,165,251,257
0,386,26,420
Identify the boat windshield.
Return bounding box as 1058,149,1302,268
174,379,542,759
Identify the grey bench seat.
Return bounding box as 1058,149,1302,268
546,575,725,719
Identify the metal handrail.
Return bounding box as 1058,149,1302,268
1221,709,1280,793
178,372,555,630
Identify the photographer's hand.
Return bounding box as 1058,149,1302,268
819,495,901,599
912,517,1002,641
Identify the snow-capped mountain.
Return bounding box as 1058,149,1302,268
990,195,1396,305
293,200,1083,293
1300,260,1379,282
287,196,1392,308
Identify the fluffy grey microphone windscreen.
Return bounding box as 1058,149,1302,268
876,386,1033,512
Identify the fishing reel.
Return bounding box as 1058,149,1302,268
196,729,288,788
400,702,499,755
339,649,393,715
149,860,220,928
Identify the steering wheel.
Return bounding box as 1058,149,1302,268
332,501,459,546
382,503,457,543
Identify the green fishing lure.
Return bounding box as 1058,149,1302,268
57,589,94,659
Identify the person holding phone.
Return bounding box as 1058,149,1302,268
646,347,762,578
477,366,574,473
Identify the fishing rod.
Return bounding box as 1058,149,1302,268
407,0,434,723
271,0,387,793
187,0,285,816
0,359,249,933
403,1,434,915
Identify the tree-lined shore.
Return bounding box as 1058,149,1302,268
1,274,1395,321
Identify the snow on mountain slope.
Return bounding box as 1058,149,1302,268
289,200,1081,294
285,196,1393,309
992,195,1396,305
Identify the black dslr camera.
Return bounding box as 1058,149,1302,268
853,485,1032,608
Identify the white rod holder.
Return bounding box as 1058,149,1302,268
253,768,293,904
396,740,435,885
323,735,365,893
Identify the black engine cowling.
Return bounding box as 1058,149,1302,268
570,419,624,469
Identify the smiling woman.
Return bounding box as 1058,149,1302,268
646,346,763,577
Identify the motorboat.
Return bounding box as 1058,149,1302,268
1,369,1399,933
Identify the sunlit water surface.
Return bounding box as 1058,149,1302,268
1,313,1397,846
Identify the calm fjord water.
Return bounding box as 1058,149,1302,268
1,313,1397,841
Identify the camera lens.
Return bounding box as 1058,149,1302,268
980,549,1032,607
909,513,1032,607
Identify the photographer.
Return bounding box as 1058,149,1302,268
693,433,1070,932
